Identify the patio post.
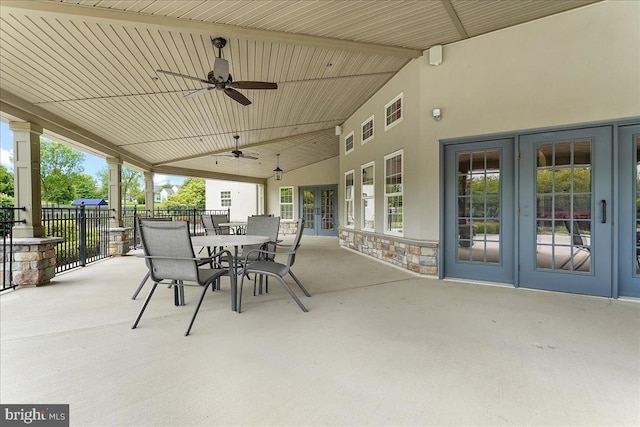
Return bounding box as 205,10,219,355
144,172,154,216
9,122,44,238
105,157,131,256
106,157,123,228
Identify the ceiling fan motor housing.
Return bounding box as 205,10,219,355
209,57,230,83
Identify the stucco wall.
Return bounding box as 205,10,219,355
205,179,258,220
265,156,339,220
340,0,640,241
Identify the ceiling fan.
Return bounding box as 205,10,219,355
156,37,277,105
225,135,259,160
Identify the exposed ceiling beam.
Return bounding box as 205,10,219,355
153,128,336,166
0,1,423,59
152,165,266,185
0,89,152,170
442,0,469,39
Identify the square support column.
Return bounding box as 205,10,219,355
9,122,44,238
144,172,155,216
106,157,123,228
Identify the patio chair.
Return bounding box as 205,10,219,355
238,218,310,313
212,214,232,235
132,219,234,336
238,215,280,293
131,217,172,300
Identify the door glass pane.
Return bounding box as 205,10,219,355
636,137,640,274
456,150,501,263
535,140,592,272
321,189,334,231
302,190,315,230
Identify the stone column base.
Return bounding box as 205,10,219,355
4,237,64,286
105,227,133,256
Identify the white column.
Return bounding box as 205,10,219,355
106,157,123,228
9,122,44,238
144,172,155,216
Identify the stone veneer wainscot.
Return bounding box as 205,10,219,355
339,228,438,275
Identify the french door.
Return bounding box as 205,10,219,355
299,185,338,236
518,127,612,297
443,139,515,283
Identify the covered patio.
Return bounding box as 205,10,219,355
2,236,638,426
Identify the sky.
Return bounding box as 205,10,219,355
0,121,184,186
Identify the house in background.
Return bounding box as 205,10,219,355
205,179,262,220
154,184,181,203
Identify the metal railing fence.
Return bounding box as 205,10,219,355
42,205,111,273
123,206,230,249
1,206,25,292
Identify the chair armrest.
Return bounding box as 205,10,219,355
242,248,294,264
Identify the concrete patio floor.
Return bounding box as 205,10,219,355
1,236,639,426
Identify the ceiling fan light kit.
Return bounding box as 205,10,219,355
156,37,277,106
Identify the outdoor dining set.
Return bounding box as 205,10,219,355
130,214,310,336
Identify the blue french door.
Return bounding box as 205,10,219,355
518,127,613,297
299,185,338,236
443,139,515,283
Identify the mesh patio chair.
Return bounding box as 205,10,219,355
238,216,280,293
212,214,232,235
132,219,234,336
560,220,591,270
238,218,310,313
131,217,172,300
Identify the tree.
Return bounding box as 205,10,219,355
165,178,205,207
0,165,14,197
74,174,100,199
96,166,143,203
40,140,85,205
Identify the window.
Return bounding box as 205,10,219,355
384,93,403,130
279,186,294,220
361,116,374,144
345,170,355,227
361,162,375,231
385,150,403,235
220,190,232,207
345,131,354,155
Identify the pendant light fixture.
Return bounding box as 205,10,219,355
273,154,283,181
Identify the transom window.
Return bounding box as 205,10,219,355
361,162,375,231
385,150,403,235
385,93,403,131
220,190,232,207
345,131,354,155
345,170,355,227
361,116,374,144
279,186,294,220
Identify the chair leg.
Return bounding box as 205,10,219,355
289,270,311,297
131,272,150,300
275,276,308,312
238,271,247,313
185,284,211,336
132,283,158,329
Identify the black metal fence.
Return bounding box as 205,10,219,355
1,206,25,293
42,205,111,273
123,206,230,249
0,206,231,286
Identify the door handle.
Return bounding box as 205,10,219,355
315,207,321,215
600,200,606,223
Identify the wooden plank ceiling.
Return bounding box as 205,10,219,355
0,0,598,182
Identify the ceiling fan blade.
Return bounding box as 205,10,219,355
242,154,259,160
184,87,214,98
224,88,252,106
157,69,210,85
229,81,278,90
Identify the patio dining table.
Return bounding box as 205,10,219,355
192,234,269,311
